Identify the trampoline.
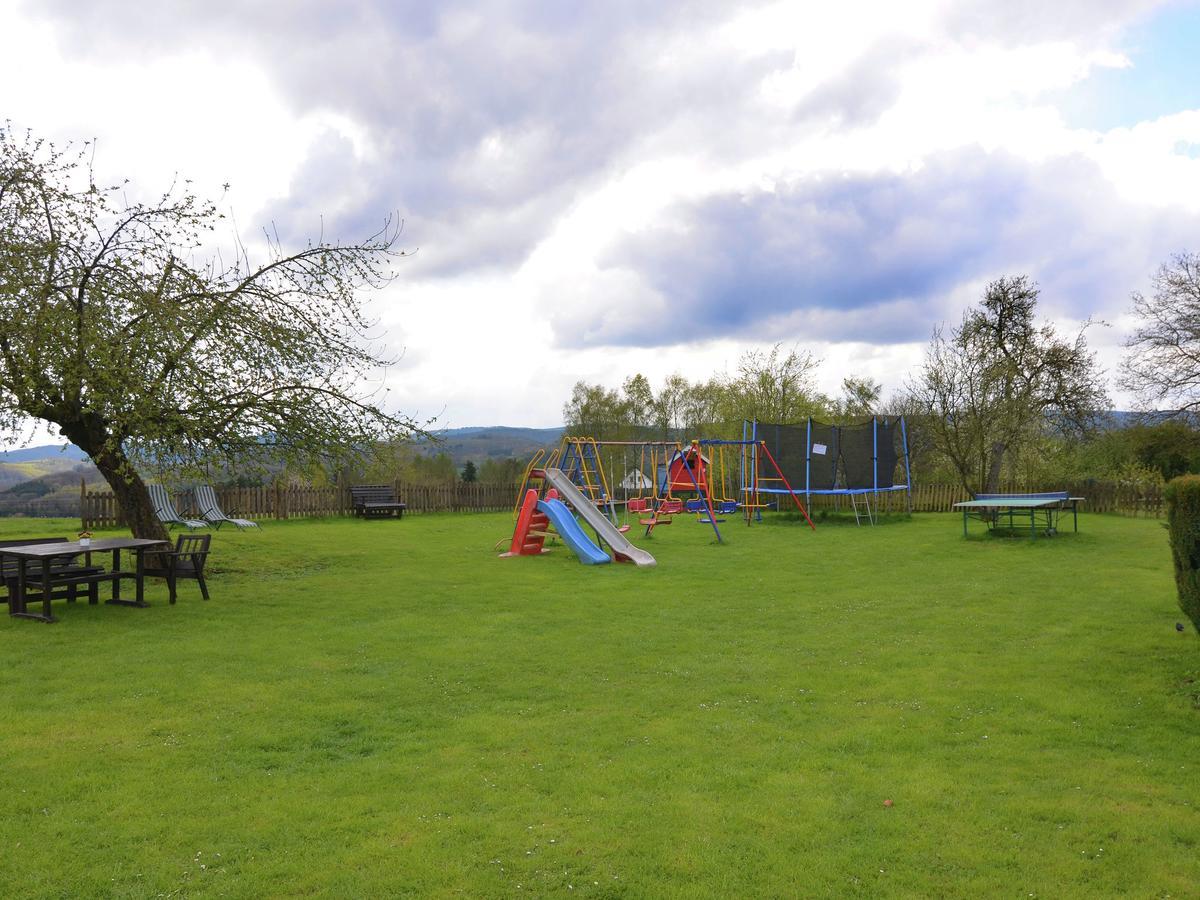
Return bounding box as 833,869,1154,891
744,417,912,524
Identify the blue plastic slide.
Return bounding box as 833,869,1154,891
537,498,611,565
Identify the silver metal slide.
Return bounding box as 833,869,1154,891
542,468,657,567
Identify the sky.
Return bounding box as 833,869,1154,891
3,0,1200,446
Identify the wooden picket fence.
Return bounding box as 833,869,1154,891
80,480,519,529
79,478,1167,529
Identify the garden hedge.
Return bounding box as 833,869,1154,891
1165,474,1200,634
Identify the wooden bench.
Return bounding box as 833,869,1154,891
349,484,407,519
1,538,107,606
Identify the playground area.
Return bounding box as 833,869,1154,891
499,420,910,565
1,511,1196,896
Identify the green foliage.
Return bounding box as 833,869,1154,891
1128,421,1200,480
408,452,456,485
3,477,51,497
1166,475,1200,633
460,460,477,483
218,474,265,489
478,456,525,484
0,513,1195,895
0,125,418,536
832,376,883,422
909,276,1109,492
563,343,830,440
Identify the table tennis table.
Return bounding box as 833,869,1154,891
953,491,1084,538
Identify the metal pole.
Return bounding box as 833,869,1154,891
805,418,812,514
673,443,722,543
872,416,878,524
758,440,816,531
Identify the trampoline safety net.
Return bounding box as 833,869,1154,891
754,418,905,492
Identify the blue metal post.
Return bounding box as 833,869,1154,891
900,416,913,514
753,419,762,522
872,416,878,492
805,418,812,513
673,445,722,543
872,416,878,516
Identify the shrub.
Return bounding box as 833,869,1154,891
1165,475,1200,633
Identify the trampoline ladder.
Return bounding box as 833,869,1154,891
850,492,876,526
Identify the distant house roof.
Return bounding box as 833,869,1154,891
619,469,654,489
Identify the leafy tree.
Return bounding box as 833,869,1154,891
1126,421,1200,481
0,126,417,539
461,460,477,483
478,456,526,484
681,376,732,437
1122,252,1200,418
908,276,1108,493
649,374,692,439
562,381,632,440
621,374,655,431
725,343,826,424
834,376,882,422
409,452,456,484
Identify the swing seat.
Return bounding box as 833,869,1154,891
698,517,726,524
639,516,672,526
716,500,740,514
684,499,706,513
617,524,631,533
640,513,673,537
658,500,684,515
628,498,649,513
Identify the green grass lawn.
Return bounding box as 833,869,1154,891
1,511,1196,897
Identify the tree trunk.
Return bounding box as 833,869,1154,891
89,444,171,542
985,441,1006,493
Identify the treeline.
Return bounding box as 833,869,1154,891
563,345,884,441
341,448,528,487
564,276,1200,493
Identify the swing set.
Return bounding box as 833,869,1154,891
511,434,816,548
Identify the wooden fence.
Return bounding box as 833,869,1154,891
80,480,519,529
79,478,1167,529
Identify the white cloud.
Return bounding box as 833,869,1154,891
2,0,1195,450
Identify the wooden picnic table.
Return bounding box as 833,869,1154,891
3,537,169,623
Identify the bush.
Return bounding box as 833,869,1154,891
1165,475,1200,633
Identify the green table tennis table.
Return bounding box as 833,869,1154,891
953,491,1084,538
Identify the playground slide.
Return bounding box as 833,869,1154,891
542,468,657,567
537,498,611,565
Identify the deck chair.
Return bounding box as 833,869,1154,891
192,485,258,530
147,483,207,530
143,534,211,604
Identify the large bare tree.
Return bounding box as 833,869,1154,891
0,126,419,539
1122,252,1200,419
909,276,1108,493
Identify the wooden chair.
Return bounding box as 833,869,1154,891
143,534,211,604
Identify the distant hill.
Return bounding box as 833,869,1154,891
0,460,102,517
417,426,564,467
0,444,93,491
0,443,89,463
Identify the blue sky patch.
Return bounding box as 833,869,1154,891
1056,2,1200,130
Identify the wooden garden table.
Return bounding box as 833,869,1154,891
3,537,169,623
